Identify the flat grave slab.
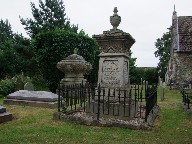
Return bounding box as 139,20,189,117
4,90,58,109
7,90,58,102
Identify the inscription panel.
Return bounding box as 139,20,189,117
101,60,120,85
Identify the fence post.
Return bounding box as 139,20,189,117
58,84,60,112
97,84,101,121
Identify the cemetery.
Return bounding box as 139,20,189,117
0,1,192,143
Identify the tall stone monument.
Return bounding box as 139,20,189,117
93,7,135,93
87,7,136,119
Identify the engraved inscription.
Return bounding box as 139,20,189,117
101,60,120,85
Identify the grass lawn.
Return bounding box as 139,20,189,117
0,88,192,144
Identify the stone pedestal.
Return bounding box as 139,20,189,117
0,105,12,123
86,100,138,120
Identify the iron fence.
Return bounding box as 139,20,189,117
57,82,157,122
182,89,192,109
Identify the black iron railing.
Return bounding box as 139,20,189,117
57,82,157,121
182,89,192,109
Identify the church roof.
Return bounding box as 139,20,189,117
178,16,192,52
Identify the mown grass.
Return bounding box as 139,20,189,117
0,87,192,144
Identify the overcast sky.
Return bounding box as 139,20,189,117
0,0,192,67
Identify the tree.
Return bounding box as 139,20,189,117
0,19,35,79
129,49,137,83
20,0,78,38
0,19,17,79
154,28,171,79
33,29,99,92
13,34,35,75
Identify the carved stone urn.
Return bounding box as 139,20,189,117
110,7,121,30
57,49,92,85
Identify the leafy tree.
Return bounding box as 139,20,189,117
33,29,99,92
129,49,137,83
0,19,35,79
154,28,171,79
0,19,18,79
13,34,36,75
20,0,78,38
0,19,13,45
131,67,158,84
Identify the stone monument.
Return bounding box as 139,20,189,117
57,48,92,85
93,7,135,94
87,7,136,119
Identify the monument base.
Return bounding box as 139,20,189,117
86,100,138,120
3,99,57,109
60,78,87,85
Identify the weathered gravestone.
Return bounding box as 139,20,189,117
24,82,34,91
3,90,58,109
0,105,12,123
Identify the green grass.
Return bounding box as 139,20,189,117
0,87,192,144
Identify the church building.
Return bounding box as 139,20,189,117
165,7,192,85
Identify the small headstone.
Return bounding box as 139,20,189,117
16,78,24,90
24,82,34,91
0,106,6,113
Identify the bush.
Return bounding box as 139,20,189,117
0,78,16,96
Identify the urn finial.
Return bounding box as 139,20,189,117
110,7,121,30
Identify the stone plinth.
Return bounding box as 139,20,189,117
86,100,137,120
0,106,12,123
3,99,57,109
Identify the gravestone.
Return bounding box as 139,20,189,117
7,90,58,102
93,7,135,93
88,7,136,119
0,105,12,123
16,78,24,90
4,90,58,109
24,82,34,91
